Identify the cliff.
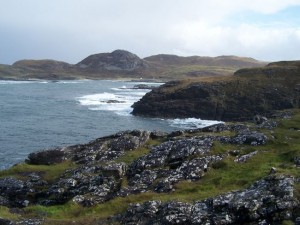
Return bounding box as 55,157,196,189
0,110,299,224
132,61,300,121
0,50,266,81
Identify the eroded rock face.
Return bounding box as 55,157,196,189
119,176,299,225
132,62,300,121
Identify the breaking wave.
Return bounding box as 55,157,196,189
168,118,223,129
76,85,151,115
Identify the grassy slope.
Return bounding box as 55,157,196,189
0,110,299,224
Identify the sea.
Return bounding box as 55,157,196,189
0,80,221,170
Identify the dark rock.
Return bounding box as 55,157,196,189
294,157,300,167
0,177,33,207
0,218,12,225
269,167,277,174
271,110,294,119
105,100,126,104
254,115,268,124
132,63,300,121
27,130,150,165
132,84,156,89
27,149,66,165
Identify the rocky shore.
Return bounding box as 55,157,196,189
132,61,300,121
0,111,299,224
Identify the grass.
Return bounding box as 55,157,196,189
1,111,300,224
115,138,162,165
0,160,77,183
115,147,150,165
0,206,20,220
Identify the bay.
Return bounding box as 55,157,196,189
0,80,220,169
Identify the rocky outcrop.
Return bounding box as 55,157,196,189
0,118,299,224
119,175,299,225
132,84,157,89
0,123,272,209
132,61,300,121
27,130,150,165
76,50,149,72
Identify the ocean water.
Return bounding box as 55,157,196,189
0,80,221,169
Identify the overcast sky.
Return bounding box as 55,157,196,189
1,0,300,64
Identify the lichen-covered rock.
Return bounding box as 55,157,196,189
0,177,33,207
221,131,268,146
27,130,150,165
40,163,126,206
14,219,43,225
119,175,299,225
127,137,214,178
120,200,162,225
125,137,218,193
234,151,258,163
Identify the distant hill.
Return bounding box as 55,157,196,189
0,50,267,80
76,50,149,72
144,54,262,67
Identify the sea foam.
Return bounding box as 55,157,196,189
76,85,150,115
169,118,223,129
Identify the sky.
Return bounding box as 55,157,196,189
0,0,300,64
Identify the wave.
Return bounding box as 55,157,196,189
57,81,87,84
129,82,165,85
76,82,162,116
76,90,148,115
168,118,223,129
0,80,39,85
